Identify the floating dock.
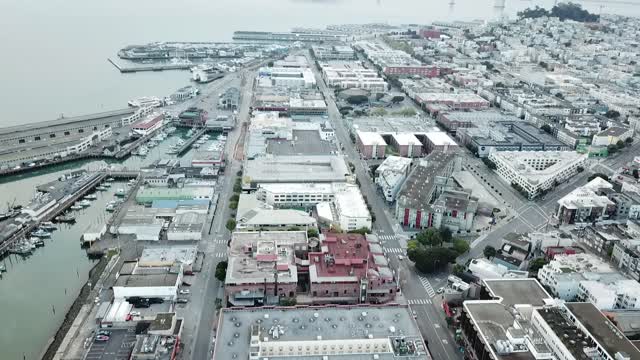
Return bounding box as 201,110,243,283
175,128,208,156
108,58,192,73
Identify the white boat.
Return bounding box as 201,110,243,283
102,182,112,188
193,143,201,149
77,200,91,207
176,139,185,146
70,205,83,211
147,141,157,148
96,186,107,191
128,96,163,108
185,130,194,138
115,188,126,197
166,148,178,155
217,134,227,141
137,146,149,156
32,229,51,238
166,126,177,134
84,194,98,200
40,221,57,231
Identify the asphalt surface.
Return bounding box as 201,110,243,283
306,50,463,360
84,328,136,360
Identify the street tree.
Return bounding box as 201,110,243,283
483,245,497,259
416,228,442,247
215,261,228,281
414,247,458,274
528,258,548,272
226,219,236,232
453,239,470,255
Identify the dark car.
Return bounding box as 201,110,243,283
134,301,150,308
176,298,189,304
147,298,164,304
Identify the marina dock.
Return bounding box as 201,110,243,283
108,58,192,73
175,127,208,155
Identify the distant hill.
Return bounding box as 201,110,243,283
518,2,599,23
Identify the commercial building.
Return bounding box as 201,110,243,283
256,182,337,208
288,97,328,116
592,126,633,147
213,305,429,360
461,279,640,360
138,246,197,273
489,151,588,199
225,231,307,306
556,177,616,224
355,131,386,159
423,131,458,154
113,260,183,301
135,187,214,205
355,41,442,77
612,239,640,281
236,192,317,231
308,233,398,304
375,156,412,202
242,155,351,190
178,107,208,127
436,110,520,134
317,184,372,232
467,258,528,280
131,113,164,137
311,44,356,60
415,93,489,112
320,61,387,91
166,212,206,241
257,66,316,89
457,121,569,158
218,87,240,110
395,151,477,232
117,207,168,241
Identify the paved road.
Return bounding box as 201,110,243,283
306,50,463,360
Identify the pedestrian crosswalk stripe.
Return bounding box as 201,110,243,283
407,299,431,305
214,252,227,258
214,239,227,245
376,234,397,241
384,248,404,254
419,275,436,298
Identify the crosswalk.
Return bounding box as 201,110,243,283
384,248,405,254
214,252,227,258
213,239,227,245
407,298,432,305
419,275,436,298
376,234,397,242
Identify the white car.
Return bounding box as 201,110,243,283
397,255,404,261
436,287,445,294
130,311,141,316
179,289,190,295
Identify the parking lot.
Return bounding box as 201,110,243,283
85,328,136,360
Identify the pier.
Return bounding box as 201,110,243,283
175,127,208,155
108,58,192,73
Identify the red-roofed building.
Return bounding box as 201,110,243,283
308,232,398,304
132,113,164,136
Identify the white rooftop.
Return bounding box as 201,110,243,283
334,185,370,219
357,131,386,146
425,131,458,146
558,177,615,210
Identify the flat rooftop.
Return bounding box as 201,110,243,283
114,273,179,287
267,130,336,156
213,305,429,360
244,155,349,185
397,151,457,209
139,246,198,266
350,116,436,134
483,278,551,307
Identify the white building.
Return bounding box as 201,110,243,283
375,156,412,203
66,127,113,155
489,150,588,200
113,261,183,301
592,126,634,147
467,258,528,280
166,212,206,241
321,62,387,91
332,184,372,231
256,183,336,208
257,67,316,88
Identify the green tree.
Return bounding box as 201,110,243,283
483,245,497,259
279,297,297,306
347,227,371,235
215,261,228,281
616,140,625,149
416,228,442,247
608,144,618,154
346,95,369,105
230,194,240,202
625,137,633,144
541,124,553,134
229,201,238,210
452,239,470,255
440,227,453,243
452,264,465,276
528,258,548,272
576,166,584,173
307,228,319,238
226,219,237,232
605,110,620,119
414,247,458,274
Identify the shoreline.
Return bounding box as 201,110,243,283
40,256,108,360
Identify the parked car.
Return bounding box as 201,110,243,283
147,297,164,304
97,330,111,336
134,301,150,308
397,255,404,261
176,298,189,304
95,335,110,342
436,287,445,294
179,289,190,295
130,311,141,316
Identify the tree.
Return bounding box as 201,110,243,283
555,92,564,99
307,228,319,238
414,247,458,274
483,245,497,259
541,124,553,134
616,140,625,149
588,173,610,182
625,137,633,144
528,258,548,272
452,239,470,255
605,110,621,119
452,264,465,276
267,61,274,67
391,95,405,104
215,261,228,281
440,227,453,243
229,194,240,202
226,219,236,232
345,95,369,105
608,144,618,154
347,227,371,235
229,201,238,210
576,166,584,173
416,228,442,247
279,297,297,306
